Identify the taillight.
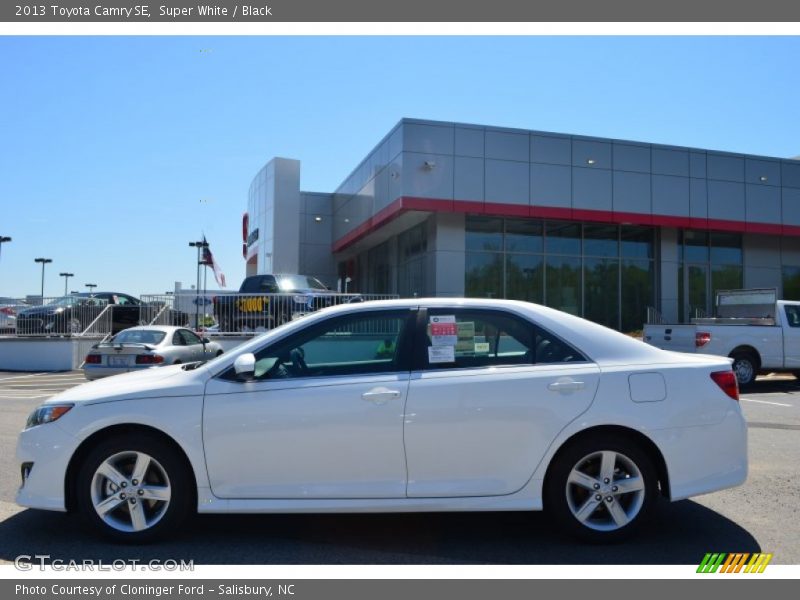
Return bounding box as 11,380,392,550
0,307,13,315
710,370,739,401
135,354,164,364
84,354,101,364
696,331,711,347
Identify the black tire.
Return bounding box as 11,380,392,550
174,360,182,365
544,433,658,543
730,351,758,387
76,433,193,543
216,350,224,357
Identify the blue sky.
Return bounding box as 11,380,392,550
1,36,798,298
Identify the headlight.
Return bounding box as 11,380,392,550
25,404,74,429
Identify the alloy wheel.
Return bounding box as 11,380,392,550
90,451,171,533
564,450,645,532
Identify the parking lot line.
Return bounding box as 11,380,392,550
740,397,792,407
2,383,84,388
0,373,49,382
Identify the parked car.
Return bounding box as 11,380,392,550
644,288,800,386
16,298,747,543
83,326,223,380
0,311,15,332
213,273,346,332
0,297,29,332
16,292,187,336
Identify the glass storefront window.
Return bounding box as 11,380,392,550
545,222,581,255
677,230,743,321
622,260,654,333
398,223,428,259
621,226,654,259
783,267,800,301
506,254,544,303
583,225,619,258
462,216,655,331
465,252,503,299
505,219,543,254
584,258,619,328
545,256,581,315
466,217,503,252
711,264,743,301
710,232,743,265
683,230,709,262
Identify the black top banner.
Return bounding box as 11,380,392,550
3,0,800,22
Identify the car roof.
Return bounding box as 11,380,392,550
114,326,185,334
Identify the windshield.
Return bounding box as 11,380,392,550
46,296,92,307
111,330,166,344
276,275,328,291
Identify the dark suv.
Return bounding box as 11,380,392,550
213,274,351,332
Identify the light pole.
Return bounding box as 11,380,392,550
85,283,97,294
59,272,74,296
34,258,52,303
189,240,208,329
0,236,11,264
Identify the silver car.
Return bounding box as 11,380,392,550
83,326,224,380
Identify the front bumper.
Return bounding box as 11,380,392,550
16,421,78,512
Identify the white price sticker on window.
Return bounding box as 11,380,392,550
428,345,455,364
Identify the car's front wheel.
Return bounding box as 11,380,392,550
76,434,193,542
544,434,658,542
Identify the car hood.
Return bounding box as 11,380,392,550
48,364,209,406
18,307,61,317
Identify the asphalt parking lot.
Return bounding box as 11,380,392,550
0,370,797,565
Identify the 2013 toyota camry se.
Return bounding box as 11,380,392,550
16,298,747,542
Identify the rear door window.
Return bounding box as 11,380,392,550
420,308,586,370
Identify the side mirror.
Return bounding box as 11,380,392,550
233,353,256,381
202,337,210,344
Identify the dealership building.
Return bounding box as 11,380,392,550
244,118,800,332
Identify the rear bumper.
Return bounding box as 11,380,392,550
651,407,748,501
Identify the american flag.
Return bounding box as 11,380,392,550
200,237,226,288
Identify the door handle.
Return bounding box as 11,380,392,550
361,388,401,404
547,380,585,393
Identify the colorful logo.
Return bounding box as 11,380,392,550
697,552,773,573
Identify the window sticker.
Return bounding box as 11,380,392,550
428,345,455,364
430,316,458,346
474,342,490,354
429,315,456,324
455,322,476,352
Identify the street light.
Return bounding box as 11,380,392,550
85,283,97,294
59,272,74,296
189,240,209,329
0,236,11,264
34,258,52,302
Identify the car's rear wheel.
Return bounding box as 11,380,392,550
76,434,193,542
731,351,758,387
544,434,658,542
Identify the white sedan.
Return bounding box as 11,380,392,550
16,298,747,543
83,326,224,380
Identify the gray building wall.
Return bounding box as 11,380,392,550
246,119,800,327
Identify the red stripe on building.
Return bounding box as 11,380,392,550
331,196,794,253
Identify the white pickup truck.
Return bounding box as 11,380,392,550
643,289,800,386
